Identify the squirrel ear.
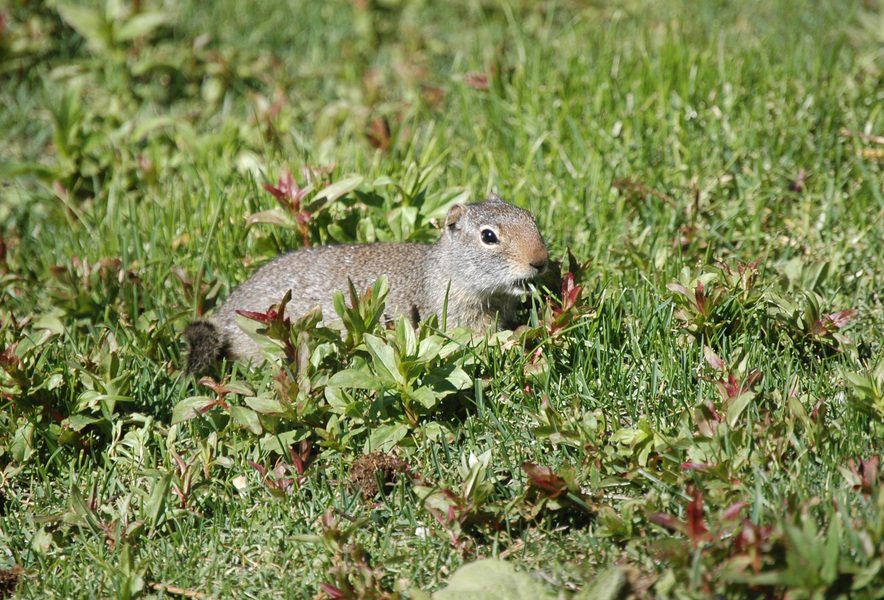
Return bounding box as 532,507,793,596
487,193,504,203
445,203,467,231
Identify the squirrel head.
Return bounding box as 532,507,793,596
442,194,549,298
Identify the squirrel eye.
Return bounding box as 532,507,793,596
481,229,499,245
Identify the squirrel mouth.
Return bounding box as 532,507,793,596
509,278,534,296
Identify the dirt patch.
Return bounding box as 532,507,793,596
0,566,23,598
348,452,406,501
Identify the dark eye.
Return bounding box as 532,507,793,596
481,229,499,245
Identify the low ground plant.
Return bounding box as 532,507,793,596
2,0,884,598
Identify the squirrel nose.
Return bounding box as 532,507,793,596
531,249,549,272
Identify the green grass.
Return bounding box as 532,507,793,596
3,0,884,598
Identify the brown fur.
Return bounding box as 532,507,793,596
184,195,548,373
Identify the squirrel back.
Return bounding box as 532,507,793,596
184,194,548,373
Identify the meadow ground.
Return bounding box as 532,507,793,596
3,0,884,598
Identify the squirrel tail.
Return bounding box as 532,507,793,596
183,320,231,375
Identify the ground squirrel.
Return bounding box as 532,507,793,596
184,194,549,373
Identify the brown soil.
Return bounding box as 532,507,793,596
348,452,406,501
0,566,23,599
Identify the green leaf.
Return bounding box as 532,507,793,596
171,396,216,424
245,395,286,415
422,421,450,440
69,485,101,534
332,289,348,321
222,381,255,396
387,205,418,240
367,422,409,452
364,334,404,386
417,335,444,362
726,392,755,428
144,473,172,530
230,406,263,435
116,542,146,599
259,430,303,455
130,116,177,142
572,567,632,600
821,516,841,584
116,12,169,41
421,188,471,219
246,208,294,229
610,427,649,446
396,315,418,357
67,414,102,432
0,161,57,180
11,423,35,463
57,4,111,52
407,386,441,409
787,395,811,429
434,559,555,600
313,175,364,202
328,368,383,390
444,366,472,390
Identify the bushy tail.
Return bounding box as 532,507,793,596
183,320,231,374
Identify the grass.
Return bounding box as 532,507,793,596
3,0,884,598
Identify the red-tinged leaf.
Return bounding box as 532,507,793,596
301,163,336,185
53,180,69,200
521,462,568,498
561,272,572,297
712,377,738,401
681,462,710,471
745,257,763,271
263,170,314,225
727,375,740,397
0,344,21,369
686,487,709,545
704,346,726,371
567,285,583,308
170,451,187,476
861,455,880,491
246,208,292,228
734,521,766,574
811,398,824,421
790,169,807,192
198,378,223,395
823,309,859,330
464,71,489,90
649,512,688,536
289,453,304,476
235,308,278,324
262,181,286,201
425,506,446,526
247,460,267,477
722,501,749,521
695,402,721,438
665,282,692,299
561,272,580,310
811,319,829,336
746,370,763,388
297,439,313,463
695,281,707,314
318,583,345,599
218,381,254,396
367,116,391,151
